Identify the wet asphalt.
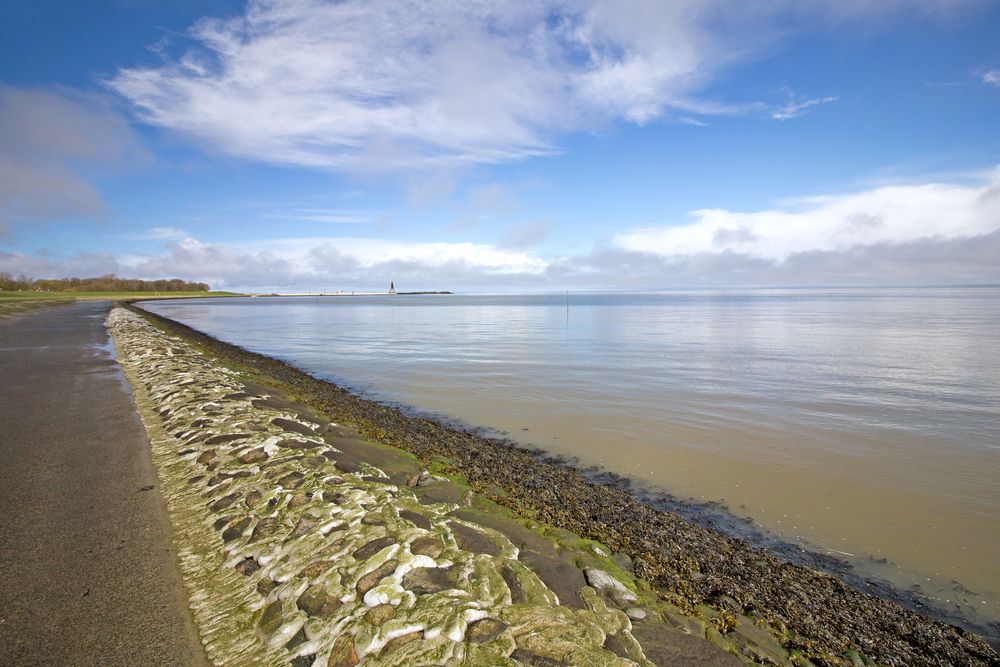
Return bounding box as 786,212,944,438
0,301,207,666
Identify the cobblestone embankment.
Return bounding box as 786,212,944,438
108,306,777,666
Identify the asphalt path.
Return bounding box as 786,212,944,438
0,301,206,666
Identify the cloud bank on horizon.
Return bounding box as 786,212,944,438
1,0,999,290
4,167,999,290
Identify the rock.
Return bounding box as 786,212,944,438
187,432,208,445
448,521,499,556
292,514,320,536
466,618,508,644
602,633,632,660
209,492,239,512
398,509,432,530
402,566,457,594
365,604,396,626
256,578,276,596
288,491,311,509
278,438,321,450
360,474,392,484
272,417,315,435
631,621,746,667
297,584,342,618
239,447,267,464
583,568,637,605
222,517,251,542
244,489,263,507
251,517,280,540
301,560,337,578
213,515,234,531
625,607,648,622
235,557,260,577
356,559,398,595
334,459,362,474
501,565,526,604
196,449,216,465
415,471,443,487
409,535,445,558
257,600,283,635
286,627,308,650
352,536,395,561
382,630,423,655
328,634,359,667
205,433,250,445
277,471,306,489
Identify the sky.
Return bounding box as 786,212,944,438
1,0,999,292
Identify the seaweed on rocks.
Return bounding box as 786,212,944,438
126,302,1000,667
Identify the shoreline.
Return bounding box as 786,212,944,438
125,301,1000,666
110,304,749,666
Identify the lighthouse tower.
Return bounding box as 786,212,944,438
389,281,396,294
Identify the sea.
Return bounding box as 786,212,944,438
145,288,1000,635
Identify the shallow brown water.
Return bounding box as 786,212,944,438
147,288,1000,629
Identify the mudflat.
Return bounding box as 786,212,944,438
0,301,206,666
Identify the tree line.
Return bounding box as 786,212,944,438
0,273,211,293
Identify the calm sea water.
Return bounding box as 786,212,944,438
146,289,1000,627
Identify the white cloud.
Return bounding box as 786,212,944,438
271,209,372,224
984,70,1000,86
101,235,548,290
7,168,998,291
616,167,1000,260
130,226,190,240
771,92,838,121
107,0,972,171
232,236,546,274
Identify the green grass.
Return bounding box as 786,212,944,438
0,290,241,300
0,291,241,319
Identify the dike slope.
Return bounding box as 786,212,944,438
110,305,762,666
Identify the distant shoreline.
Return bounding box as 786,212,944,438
247,291,454,297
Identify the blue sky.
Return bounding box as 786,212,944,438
1,0,999,291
